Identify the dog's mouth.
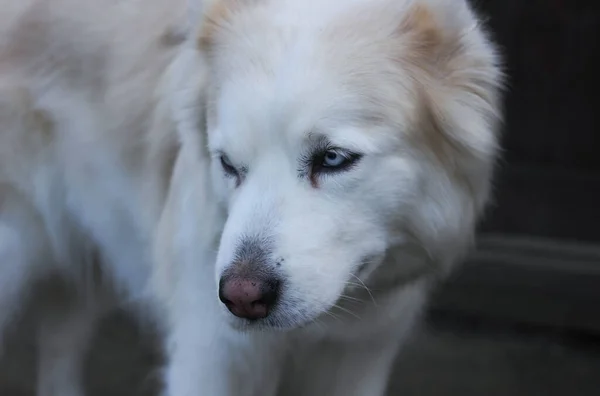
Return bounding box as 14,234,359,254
223,302,317,332
220,256,381,332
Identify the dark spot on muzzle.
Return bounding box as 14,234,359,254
218,236,282,320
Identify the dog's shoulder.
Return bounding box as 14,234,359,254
0,0,190,278
0,0,187,181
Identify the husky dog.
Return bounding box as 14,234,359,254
161,0,502,395
0,0,501,395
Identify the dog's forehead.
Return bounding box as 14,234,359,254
204,0,427,156
213,74,334,156
213,60,406,158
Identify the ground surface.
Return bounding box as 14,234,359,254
1,306,599,396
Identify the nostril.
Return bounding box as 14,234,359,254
250,298,267,308
221,297,234,307
218,279,230,305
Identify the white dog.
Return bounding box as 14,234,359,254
161,0,503,395
0,0,502,395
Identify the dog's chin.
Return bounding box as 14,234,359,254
221,305,329,333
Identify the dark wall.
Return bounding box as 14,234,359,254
471,0,600,241
478,0,600,170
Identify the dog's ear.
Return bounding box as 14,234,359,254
196,0,241,51
183,0,220,41
196,0,265,51
392,1,503,265
395,0,503,166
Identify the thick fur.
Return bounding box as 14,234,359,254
0,0,502,396
0,1,190,394
164,0,503,395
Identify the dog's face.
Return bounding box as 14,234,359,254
196,0,502,330
207,63,418,329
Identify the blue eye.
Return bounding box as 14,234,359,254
322,150,348,168
299,145,363,187
311,148,362,177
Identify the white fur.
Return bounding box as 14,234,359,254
0,0,502,395
0,0,188,394
163,0,502,395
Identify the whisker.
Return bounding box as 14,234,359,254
332,303,361,320
349,273,378,307
338,294,362,303
343,280,368,288
310,317,328,331
324,310,343,323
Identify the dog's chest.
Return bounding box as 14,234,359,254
28,130,152,297
62,149,151,295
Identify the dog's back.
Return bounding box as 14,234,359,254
0,1,186,394
0,0,185,284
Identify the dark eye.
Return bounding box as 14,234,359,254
220,155,238,177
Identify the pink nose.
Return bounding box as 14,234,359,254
218,278,279,320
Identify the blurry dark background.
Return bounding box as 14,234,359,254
1,1,599,395
418,1,600,394
429,0,600,334
478,0,600,242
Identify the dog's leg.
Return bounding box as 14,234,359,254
162,314,284,396
0,187,49,353
36,293,110,396
161,318,231,396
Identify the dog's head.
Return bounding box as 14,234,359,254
187,0,502,330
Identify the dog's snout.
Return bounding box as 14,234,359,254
218,277,280,320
